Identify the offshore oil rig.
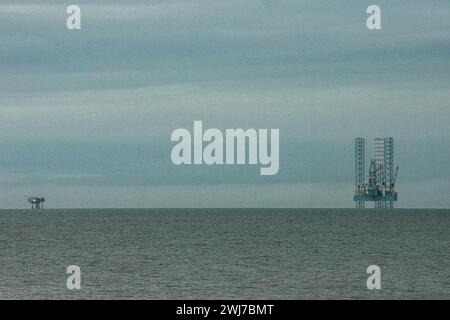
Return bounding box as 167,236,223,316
26,196,45,209
354,137,399,208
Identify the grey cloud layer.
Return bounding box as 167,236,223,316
0,0,449,208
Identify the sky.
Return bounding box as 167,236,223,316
0,0,449,208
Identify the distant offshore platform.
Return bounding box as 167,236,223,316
26,196,45,209
353,137,399,208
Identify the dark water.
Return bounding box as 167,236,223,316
0,209,449,299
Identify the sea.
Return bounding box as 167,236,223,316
0,209,449,299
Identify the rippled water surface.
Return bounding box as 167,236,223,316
1,209,449,299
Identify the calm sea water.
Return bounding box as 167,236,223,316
0,209,449,299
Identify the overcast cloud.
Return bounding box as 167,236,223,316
1,0,449,208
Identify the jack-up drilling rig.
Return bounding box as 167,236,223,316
353,137,399,208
